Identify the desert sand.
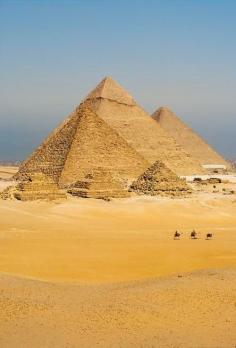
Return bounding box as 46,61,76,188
0,170,236,347
0,166,18,193
1,270,235,348
0,166,18,177
0,194,236,282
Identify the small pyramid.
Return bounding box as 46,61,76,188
129,161,191,197
1,173,66,201
152,107,230,169
84,76,136,106
67,168,130,199
83,77,205,176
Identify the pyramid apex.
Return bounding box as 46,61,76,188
84,76,136,106
152,106,173,121
155,106,173,114
103,75,114,81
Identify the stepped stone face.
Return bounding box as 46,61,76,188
83,77,205,176
15,111,80,183
59,106,149,187
152,107,230,169
67,168,130,199
129,161,191,197
1,173,66,201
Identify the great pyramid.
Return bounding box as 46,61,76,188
152,107,230,170
82,77,205,176
14,105,150,199
59,106,149,187
129,161,191,197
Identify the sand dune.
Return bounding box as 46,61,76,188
0,195,236,282
0,269,235,348
0,192,236,346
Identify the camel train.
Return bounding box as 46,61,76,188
174,230,213,240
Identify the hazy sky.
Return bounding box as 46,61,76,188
0,0,235,161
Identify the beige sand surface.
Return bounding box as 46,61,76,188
0,193,236,347
0,269,235,348
0,165,18,179
0,195,236,282
0,165,18,192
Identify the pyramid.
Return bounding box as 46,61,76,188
67,168,130,199
82,77,205,176
59,106,149,187
129,161,191,197
85,76,135,106
10,77,204,201
1,173,66,201
13,105,149,199
152,107,230,170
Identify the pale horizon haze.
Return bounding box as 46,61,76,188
0,0,235,161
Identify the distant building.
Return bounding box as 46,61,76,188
202,164,227,174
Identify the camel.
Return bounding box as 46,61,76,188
174,231,181,240
190,230,197,239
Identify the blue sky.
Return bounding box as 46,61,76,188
0,0,235,161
